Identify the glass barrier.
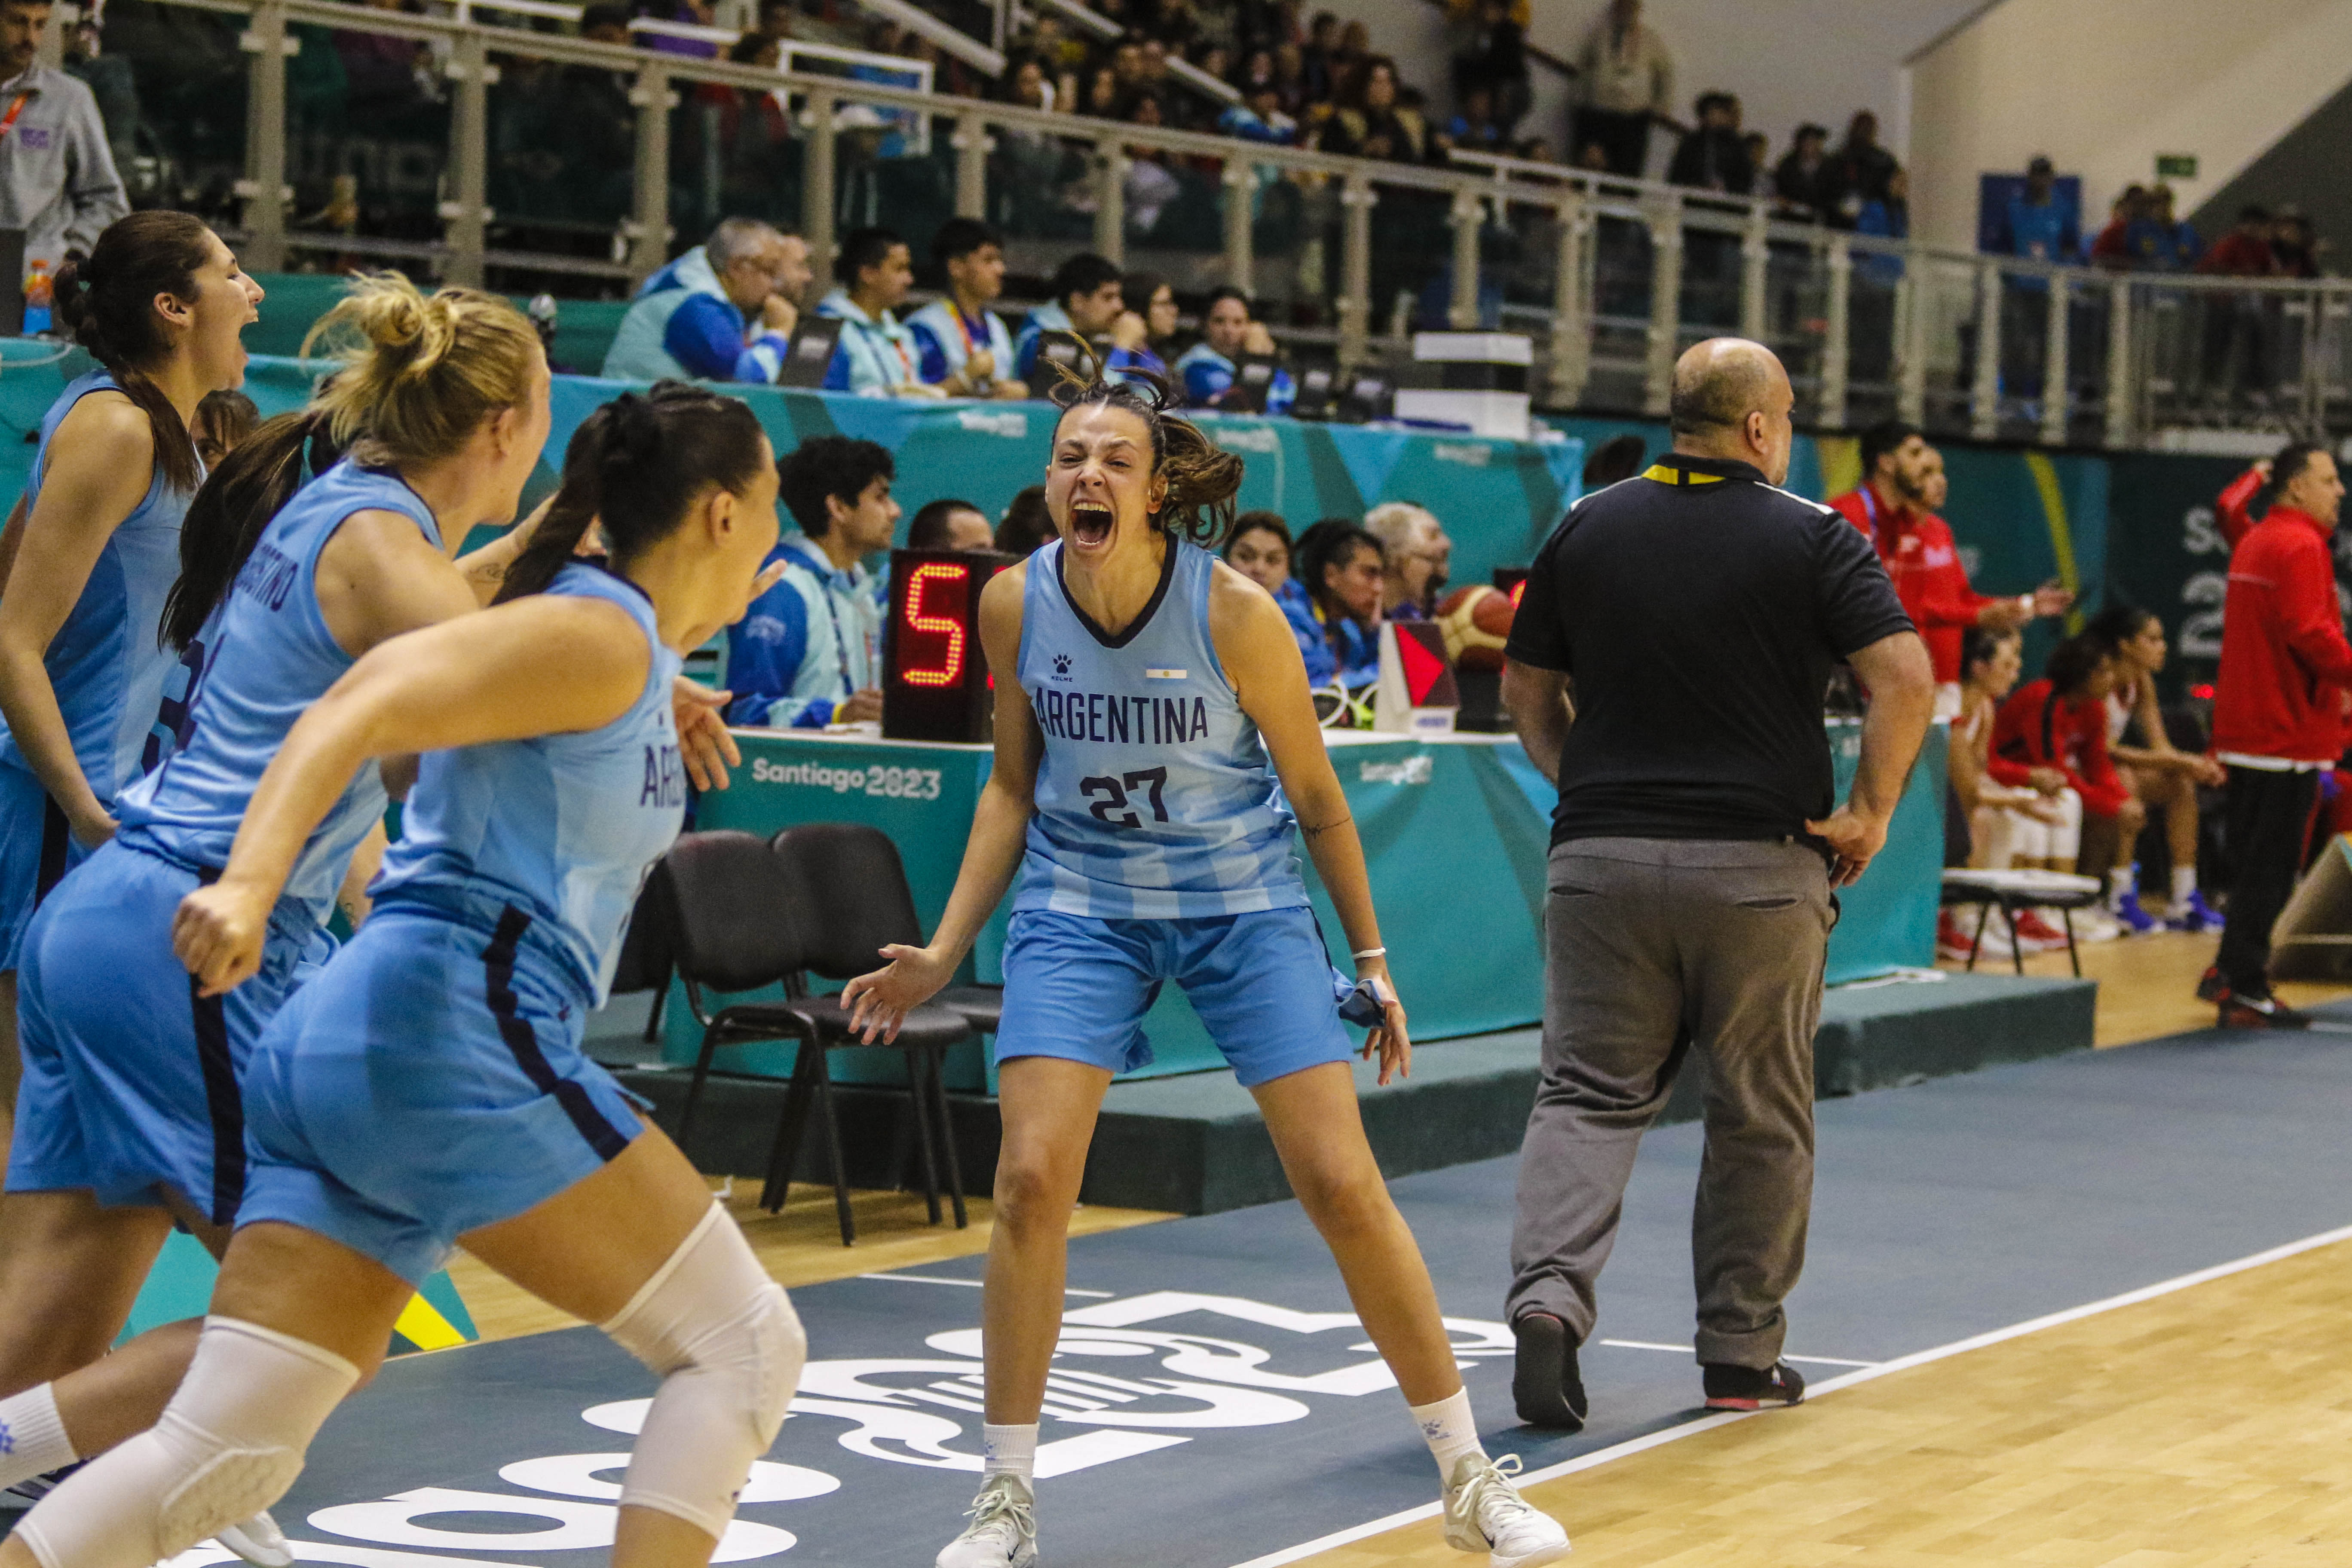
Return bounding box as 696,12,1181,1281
484,29,636,280
283,15,452,258
669,74,805,244
86,0,249,222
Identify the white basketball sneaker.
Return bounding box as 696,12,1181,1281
936,1473,1038,1568
219,1511,296,1568
1443,1452,1571,1568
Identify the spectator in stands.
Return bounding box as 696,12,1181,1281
995,483,1055,557
2089,185,2148,272
1300,10,1340,103
1225,511,1335,683
1666,90,1752,194
906,217,1029,401
602,216,812,383
1947,625,2079,960
1319,55,1426,163
1221,77,1297,144
0,0,126,273
1994,155,2078,266
2147,185,2202,270
1119,270,1183,367
1295,518,1384,687
1828,110,1896,224
1013,251,1153,385
1993,633,2144,934
192,389,259,472
906,496,996,553
1829,421,2070,714
1854,166,1908,253
1174,288,1290,410
2196,205,2277,400
816,225,936,398
2207,440,2352,1026
2271,208,2321,278
2090,604,2227,931
1574,0,1672,178
1364,501,1451,621
1582,432,1647,490
726,435,898,729
2200,204,2276,278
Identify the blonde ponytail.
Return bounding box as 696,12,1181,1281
299,272,541,469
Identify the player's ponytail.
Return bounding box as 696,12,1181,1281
302,273,542,470
1046,358,1243,545
161,410,339,652
494,382,769,604
54,210,214,498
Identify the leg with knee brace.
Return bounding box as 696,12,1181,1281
15,1318,358,1568
600,1204,805,1542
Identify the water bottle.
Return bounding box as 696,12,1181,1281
22,260,50,336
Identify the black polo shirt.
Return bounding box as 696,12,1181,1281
1505,452,1913,846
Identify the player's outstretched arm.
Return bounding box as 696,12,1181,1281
173,595,652,995
1210,565,1412,1084
844,565,1038,1043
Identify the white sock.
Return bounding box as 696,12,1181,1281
1410,1388,1485,1478
2172,865,2198,906
982,1423,1036,1486
2109,866,2138,910
0,1383,77,1490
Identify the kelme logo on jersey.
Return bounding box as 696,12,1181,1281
1033,687,1209,745
639,743,685,809
1052,653,1073,679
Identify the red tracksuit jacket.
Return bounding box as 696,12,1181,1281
2212,505,2352,763
1829,484,1989,683
1992,678,2129,818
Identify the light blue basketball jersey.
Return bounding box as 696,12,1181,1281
117,461,444,934
1013,537,1307,919
371,563,686,1002
0,371,196,803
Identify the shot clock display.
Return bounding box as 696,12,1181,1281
882,548,1018,741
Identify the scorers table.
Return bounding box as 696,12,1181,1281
657,722,1945,1093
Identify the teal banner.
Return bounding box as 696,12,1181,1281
2105,452,2249,702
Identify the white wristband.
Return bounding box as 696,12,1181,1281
1352,946,1387,961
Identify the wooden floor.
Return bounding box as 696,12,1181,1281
446,1182,1167,1344
1951,925,2352,1047
1295,1234,2352,1568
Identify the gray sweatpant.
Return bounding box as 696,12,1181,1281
1506,836,1832,1369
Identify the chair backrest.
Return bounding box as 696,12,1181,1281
607,872,676,997
770,822,925,983
655,830,807,994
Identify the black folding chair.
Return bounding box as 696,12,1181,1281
608,875,675,1047
766,823,973,1234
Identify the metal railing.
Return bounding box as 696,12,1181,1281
97,0,2352,445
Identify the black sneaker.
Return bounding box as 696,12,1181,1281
2196,965,2228,1003
1702,1360,1806,1411
1511,1311,1587,1431
2220,992,2312,1029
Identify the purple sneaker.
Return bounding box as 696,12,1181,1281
2113,890,2160,935
2169,889,2226,932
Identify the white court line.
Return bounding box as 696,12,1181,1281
1225,1218,2352,1568
858,1272,1115,1298
1597,1338,1878,1369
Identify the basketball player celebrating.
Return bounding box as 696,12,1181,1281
2,386,804,1568
843,372,1570,1568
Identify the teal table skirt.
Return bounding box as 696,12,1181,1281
669,724,1942,1093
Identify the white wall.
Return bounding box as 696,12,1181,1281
1905,0,2352,250
1313,0,1976,164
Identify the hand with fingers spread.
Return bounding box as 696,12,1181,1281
840,942,956,1043
671,678,739,791
173,878,274,997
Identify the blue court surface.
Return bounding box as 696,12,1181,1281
159,1017,2352,1568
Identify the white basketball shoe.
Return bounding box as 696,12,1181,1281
219,1511,296,1568
1443,1452,1571,1568
936,1473,1038,1568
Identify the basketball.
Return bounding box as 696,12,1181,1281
1436,584,1515,671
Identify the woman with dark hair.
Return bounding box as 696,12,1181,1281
1318,55,1427,162
843,371,1568,1568
1992,631,2146,935
1946,626,2077,959
2089,603,2226,931
12,387,807,1568
1119,270,1182,371
994,484,1056,557
1295,516,1384,688
1224,510,1332,683
0,278,729,1535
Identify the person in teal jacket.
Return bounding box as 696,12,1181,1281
601,217,812,382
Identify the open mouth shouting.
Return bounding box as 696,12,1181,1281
1069,502,1116,549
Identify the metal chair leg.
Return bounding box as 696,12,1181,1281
760,1041,821,1213
1967,902,1990,971
641,965,671,1044
902,1046,944,1225
675,1025,725,1167
812,1056,856,1246
931,1043,967,1229
2060,905,2081,977
2006,900,2025,975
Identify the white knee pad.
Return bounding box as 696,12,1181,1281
600,1204,805,1541
17,1318,358,1568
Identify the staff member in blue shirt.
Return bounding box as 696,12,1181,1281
816,227,939,398
907,217,1029,401
1173,288,1294,412
725,436,900,727
1011,251,1155,385
600,217,812,383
